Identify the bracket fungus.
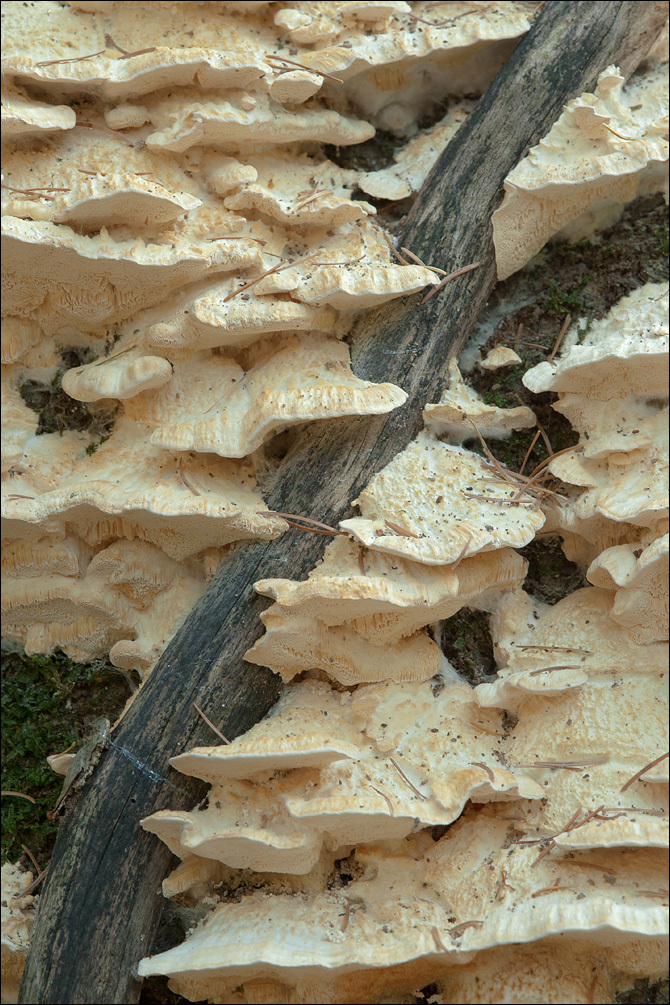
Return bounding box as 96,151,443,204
492,61,669,280
586,534,669,644
137,261,668,1005
138,808,667,1003
0,82,76,140
1,131,203,230
2,535,215,672
423,358,537,443
340,430,546,565
254,536,527,644
0,0,537,698
2,2,669,1003
142,674,543,879
221,154,376,228
358,102,474,201
523,283,669,568
0,864,35,1005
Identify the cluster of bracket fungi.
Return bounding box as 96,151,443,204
1,2,668,1003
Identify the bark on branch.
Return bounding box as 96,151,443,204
20,4,668,1002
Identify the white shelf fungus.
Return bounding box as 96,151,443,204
523,284,669,570
138,812,667,1002
2,3,668,1002
2,420,284,560
480,344,523,370
254,536,527,644
0,863,35,1005
0,82,76,140
359,102,474,201
340,430,545,565
143,676,543,876
2,535,217,673
493,64,669,280
423,358,536,442
139,280,668,1001
1,132,202,229
587,534,669,643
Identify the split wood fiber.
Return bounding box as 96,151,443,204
20,3,669,1002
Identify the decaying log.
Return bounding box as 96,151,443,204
20,4,668,1002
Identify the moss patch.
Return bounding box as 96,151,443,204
18,345,117,445
438,608,496,685
1,650,133,867
518,536,588,605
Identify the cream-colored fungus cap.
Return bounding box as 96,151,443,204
340,431,545,565
493,64,669,280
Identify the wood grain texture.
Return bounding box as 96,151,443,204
20,4,668,1002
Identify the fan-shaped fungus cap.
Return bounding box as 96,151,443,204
143,775,326,876
522,284,668,555
523,284,668,401
587,534,669,643
3,418,285,560
144,90,375,154
223,154,374,228
1,1,273,100
62,352,172,402
143,677,543,878
492,64,669,280
146,281,340,353
359,103,473,201
424,359,536,444
46,749,77,775
2,0,531,121
1,216,261,337
1,534,213,671
476,585,668,707
473,583,668,846
268,69,323,105
480,345,523,370
254,536,527,645
138,810,668,1002
339,431,545,565
500,672,668,847
147,335,405,459
170,681,361,784
243,607,440,685
0,81,76,138
252,222,439,310
279,2,532,131
1,132,202,230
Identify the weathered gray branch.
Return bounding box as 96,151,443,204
20,4,667,1002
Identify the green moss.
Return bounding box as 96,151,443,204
1,650,132,866
18,345,118,441
85,434,111,456
483,388,508,409
518,537,588,605
438,609,496,686
544,272,592,315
